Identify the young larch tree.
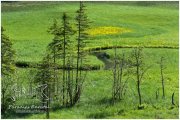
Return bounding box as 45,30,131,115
48,12,74,106
74,1,90,104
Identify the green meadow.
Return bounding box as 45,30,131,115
1,1,179,119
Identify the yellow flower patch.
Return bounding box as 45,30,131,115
87,26,131,36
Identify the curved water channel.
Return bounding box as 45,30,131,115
92,51,113,70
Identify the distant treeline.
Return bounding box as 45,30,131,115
2,1,178,13
2,1,179,7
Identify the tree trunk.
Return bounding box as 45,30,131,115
71,57,74,105
53,48,56,95
161,64,165,99
172,92,175,105
137,80,142,105
46,88,50,119
76,19,81,95
67,58,72,106
136,62,142,106
112,47,117,103
62,17,66,105
119,55,124,100
66,70,68,106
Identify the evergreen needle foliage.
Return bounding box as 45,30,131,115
1,27,15,116
74,1,91,104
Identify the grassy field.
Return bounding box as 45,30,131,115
1,1,179,119
9,48,178,119
2,1,178,62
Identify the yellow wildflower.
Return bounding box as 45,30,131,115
87,26,131,36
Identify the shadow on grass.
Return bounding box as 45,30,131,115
85,97,126,118
2,110,36,119
97,97,114,105
97,97,123,105
86,107,125,118
86,111,112,119
86,109,125,119
51,103,74,112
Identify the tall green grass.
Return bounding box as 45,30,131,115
10,48,179,119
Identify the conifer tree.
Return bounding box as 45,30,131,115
74,1,90,104
34,55,53,119
1,27,15,115
48,19,61,96
1,27,15,76
48,13,74,105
